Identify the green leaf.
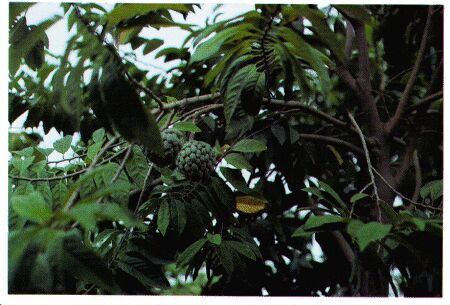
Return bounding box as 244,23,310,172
219,243,235,275
143,38,164,55
107,4,193,27
67,202,144,231
92,128,106,143
350,193,369,203
173,121,201,133
11,191,53,224
63,164,114,206
86,141,103,161
53,135,73,154
193,21,226,47
279,26,331,94
240,65,266,115
190,24,254,63
224,153,252,170
59,231,121,293
220,167,251,193
302,215,347,231
334,5,372,24
420,180,443,201
125,146,150,188
116,259,169,289
224,64,258,124
225,240,256,261
207,233,222,245
11,156,35,175
398,211,426,231
52,181,68,208
302,187,326,201
346,219,364,237
177,238,207,267
293,5,345,62
9,15,61,75
172,200,187,235
157,201,170,236
9,3,35,28
271,124,287,145
347,221,392,251
232,139,267,153
318,180,347,210
75,182,131,205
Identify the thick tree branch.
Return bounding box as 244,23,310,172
385,7,433,135
352,20,383,136
344,21,355,65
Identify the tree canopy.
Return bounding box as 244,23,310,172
8,3,443,297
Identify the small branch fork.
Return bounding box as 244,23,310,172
348,113,381,222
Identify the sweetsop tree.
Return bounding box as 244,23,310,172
8,3,443,297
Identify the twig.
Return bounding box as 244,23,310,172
46,141,127,165
349,182,373,218
163,109,177,129
299,133,364,156
134,164,154,214
406,90,443,113
370,166,442,212
9,146,127,182
412,150,422,203
108,164,154,268
111,145,134,183
348,112,381,222
386,7,433,135
154,93,220,112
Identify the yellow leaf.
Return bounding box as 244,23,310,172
236,196,267,214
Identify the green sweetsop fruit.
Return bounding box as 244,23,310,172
176,140,216,181
146,129,186,166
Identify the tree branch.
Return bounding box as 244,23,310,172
9,146,127,182
348,112,381,222
406,90,443,113
352,20,383,136
64,136,119,211
299,133,364,156
412,150,422,203
344,21,355,65
385,7,433,135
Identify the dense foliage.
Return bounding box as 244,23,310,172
8,3,443,297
